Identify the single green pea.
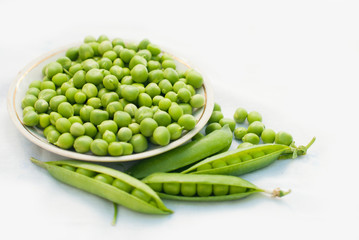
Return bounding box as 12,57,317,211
73,135,93,153
97,40,112,56
90,139,109,156
172,81,186,93
83,122,97,138
186,84,196,96
45,62,63,79
138,93,152,107
38,113,50,128
178,103,192,115
90,109,109,125
66,46,79,61
79,105,94,122
234,127,247,140
160,53,173,62
166,123,182,140
119,48,136,63
134,106,153,123
219,118,236,132
98,120,118,135
62,164,76,171
26,87,41,97
213,103,221,111
129,55,147,70
55,133,74,149
109,65,124,80
105,101,123,118
68,116,83,124
161,60,176,69
247,121,265,136
43,125,56,138
158,98,172,111
29,80,42,89
139,118,158,137
213,184,229,196
147,60,161,72
114,111,132,127
57,102,74,118
138,38,151,50
181,183,196,197
46,130,61,144
74,91,87,104
163,68,179,84
153,110,172,126
237,142,253,149
145,83,161,98
49,112,62,125
226,156,242,165
69,63,83,75
121,142,134,155
130,64,148,83
130,134,148,153
152,95,164,106
212,160,227,168
79,43,95,60
123,103,137,117
38,89,56,102
152,126,171,146
76,168,96,177
102,130,117,143
34,99,49,113
113,57,125,67
128,123,140,135
168,104,183,122
275,131,293,146
233,107,248,123
117,127,133,142
23,111,39,127
242,133,260,144
252,151,265,159
56,117,71,133
121,85,140,102
163,182,180,195
102,51,117,62
102,74,119,90
146,44,161,56
94,173,114,184
107,142,124,156
98,57,113,70
165,91,178,103
247,111,262,124
64,87,78,104
82,59,99,71
177,88,191,103
52,73,69,87
70,122,85,137
60,81,74,95
131,188,151,203
21,95,37,109
197,184,212,197
148,69,164,83
22,106,35,117
205,122,222,135
208,111,223,124
101,92,119,108
112,38,125,47
190,94,205,108
49,95,67,111
178,114,196,131
112,178,133,192
242,154,253,161
158,79,172,94
85,68,103,85
56,56,72,70
186,69,203,89
40,81,56,91
261,129,276,143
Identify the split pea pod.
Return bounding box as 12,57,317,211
30,158,172,215
127,125,233,179
142,173,290,201
181,137,316,176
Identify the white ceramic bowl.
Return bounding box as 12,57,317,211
7,43,214,162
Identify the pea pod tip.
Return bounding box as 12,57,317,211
265,188,291,198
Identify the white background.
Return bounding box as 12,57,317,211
1,0,358,239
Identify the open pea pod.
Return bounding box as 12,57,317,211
31,158,172,215
142,173,290,201
127,125,233,179
181,137,316,176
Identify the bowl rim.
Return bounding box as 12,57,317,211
7,42,214,162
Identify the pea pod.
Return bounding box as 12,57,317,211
127,125,233,179
142,173,290,201
30,158,172,215
181,137,316,176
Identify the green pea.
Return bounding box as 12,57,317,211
47,130,60,144
102,51,117,62
79,43,95,60
69,63,83,75
85,68,103,85
45,62,63,78
73,135,93,153
38,89,56,102
234,127,247,140
212,160,227,168
105,102,122,118
21,95,37,109
147,44,161,56
158,79,172,94
242,133,260,144
139,118,158,137
70,122,85,137
90,139,109,156
34,99,49,113
219,118,236,132
161,60,176,69
101,92,119,108
130,134,148,153
112,179,133,193
131,64,148,83
178,103,192,115
261,129,276,143
87,97,102,109
29,80,42,89
163,182,180,195
102,130,117,143
107,142,123,156
247,121,265,136
197,184,212,197
226,156,242,165
247,111,262,124
112,38,125,47
177,88,191,103
237,142,253,149
90,109,109,125
26,87,41,97
40,81,56,91
22,106,35,117
121,85,139,102
114,111,132,127
79,105,94,122
190,94,205,108
134,106,153,123
252,151,265,158
23,111,39,127
164,91,177,103
138,93,152,107
229,186,247,194
74,91,87,104
117,127,133,142
180,183,196,197
148,69,164,83
167,123,182,140
129,55,147,70
123,103,137,117
52,73,69,87
83,122,97,138
97,40,112,55
178,114,196,131
43,125,56,138
158,98,172,111
121,142,134,155
168,104,183,122
241,154,253,161
66,46,79,61
186,69,203,88
205,122,222,135
163,68,179,84
208,111,223,124
97,120,118,135
49,112,62,125
68,116,83,124
275,131,293,146
60,81,74,95
109,65,124,80
113,57,125,68
120,48,136,63
213,184,229,196
147,60,161,72
131,189,151,202
56,118,71,133
76,168,96,177
152,126,171,146
94,173,114,184
213,102,221,111
56,102,73,118
145,82,161,98
62,164,76,171
102,74,118,91
82,59,99,71
152,110,171,126
128,123,140,135
55,133,74,149
233,107,248,123
49,95,67,111
98,57,112,70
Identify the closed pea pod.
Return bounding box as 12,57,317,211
142,173,290,201
30,158,172,215
181,137,316,176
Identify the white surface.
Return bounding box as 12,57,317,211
1,0,358,239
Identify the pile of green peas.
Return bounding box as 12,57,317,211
205,104,295,148
21,35,206,156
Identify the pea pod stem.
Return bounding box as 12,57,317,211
264,188,291,198
280,137,316,160
112,203,118,226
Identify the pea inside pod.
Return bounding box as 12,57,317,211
181,137,316,176
30,158,172,215
142,173,290,201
